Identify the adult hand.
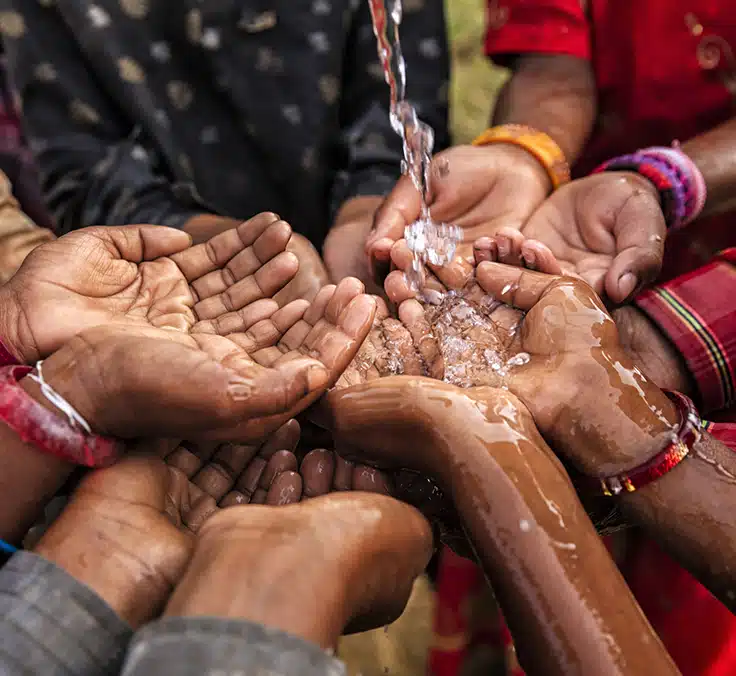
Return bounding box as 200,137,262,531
0,213,301,363
36,278,377,442
507,173,665,304
33,454,214,628
474,263,678,475
366,144,551,282
274,233,330,305
613,305,693,394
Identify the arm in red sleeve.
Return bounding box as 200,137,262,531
484,0,591,65
634,249,736,414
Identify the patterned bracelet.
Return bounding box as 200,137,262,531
581,390,701,497
593,145,707,229
472,124,571,190
0,365,121,467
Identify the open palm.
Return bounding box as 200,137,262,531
1,213,299,363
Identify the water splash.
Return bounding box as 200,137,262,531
368,0,460,291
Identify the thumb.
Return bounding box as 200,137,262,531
367,175,422,253
605,193,666,304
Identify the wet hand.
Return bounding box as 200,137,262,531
366,144,551,283
474,262,678,475
0,213,299,363
518,173,666,304
38,278,377,442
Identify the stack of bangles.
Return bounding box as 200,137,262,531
593,144,707,229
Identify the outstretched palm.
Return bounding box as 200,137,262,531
2,213,299,362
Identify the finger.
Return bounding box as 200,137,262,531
163,445,205,478
189,219,292,300
259,450,299,489
100,225,193,263
234,456,267,499
389,240,448,297
193,251,299,320
384,269,420,304
301,448,335,498
221,299,309,353
171,213,281,281
251,488,268,504
333,454,354,491
398,299,444,379
521,240,562,275
473,237,497,265
428,253,475,291
370,238,394,284
266,471,303,505
202,298,279,336
257,418,301,460
377,318,424,376
475,261,559,311
324,277,366,326
190,442,260,501
605,197,666,304
494,227,525,266
352,465,392,494
181,486,219,533
367,177,422,253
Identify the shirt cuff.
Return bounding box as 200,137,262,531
122,616,346,676
634,249,736,414
484,0,591,65
0,551,132,675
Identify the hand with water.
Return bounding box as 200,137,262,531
35,277,376,443
475,173,666,304
367,143,552,282
474,262,679,476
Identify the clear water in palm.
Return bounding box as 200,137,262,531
368,0,460,291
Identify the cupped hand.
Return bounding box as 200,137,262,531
0,212,299,363
40,278,377,442
474,262,678,474
33,453,214,627
516,173,666,303
366,144,551,282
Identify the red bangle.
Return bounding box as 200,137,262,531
0,365,121,467
584,390,701,496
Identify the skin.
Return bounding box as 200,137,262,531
326,378,678,676
183,214,330,304
35,447,434,650
323,195,385,293
0,224,377,541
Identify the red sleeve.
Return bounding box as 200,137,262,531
484,0,591,65
634,249,736,415
703,421,736,452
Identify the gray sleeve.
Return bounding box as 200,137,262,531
122,616,347,676
0,551,132,676
1,1,203,233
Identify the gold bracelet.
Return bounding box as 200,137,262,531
472,124,571,190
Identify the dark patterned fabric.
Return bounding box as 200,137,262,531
1,0,450,244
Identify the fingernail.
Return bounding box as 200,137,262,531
496,238,510,258
619,273,637,299
522,250,536,270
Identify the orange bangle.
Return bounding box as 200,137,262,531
472,124,571,190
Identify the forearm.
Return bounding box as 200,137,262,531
621,431,736,611
682,117,736,218
493,55,596,163
438,420,674,675
0,377,75,543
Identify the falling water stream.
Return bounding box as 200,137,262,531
368,0,460,291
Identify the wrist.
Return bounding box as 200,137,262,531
34,500,174,628
553,352,679,476
168,511,350,648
